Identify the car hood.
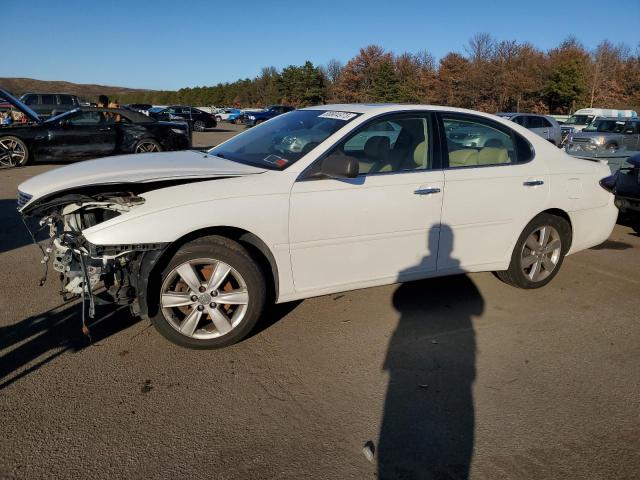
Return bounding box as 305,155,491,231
0,88,41,123
572,131,617,138
18,150,267,206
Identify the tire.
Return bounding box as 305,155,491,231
150,235,266,349
134,139,162,153
193,120,206,132
215,115,222,122
0,136,30,167
496,213,571,289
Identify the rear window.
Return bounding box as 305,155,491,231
58,95,74,105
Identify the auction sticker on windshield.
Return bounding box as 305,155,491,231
318,111,358,121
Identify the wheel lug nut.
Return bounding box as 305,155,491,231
191,295,197,301
210,302,216,308
211,291,218,297
197,305,204,311
199,286,206,293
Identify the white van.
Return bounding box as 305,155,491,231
562,108,636,131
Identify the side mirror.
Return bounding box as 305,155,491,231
320,153,359,179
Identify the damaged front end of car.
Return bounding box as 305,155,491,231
18,186,169,328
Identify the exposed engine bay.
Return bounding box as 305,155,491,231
20,187,169,327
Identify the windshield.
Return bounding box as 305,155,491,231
583,119,626,133
566,115,594,126
209,109,361,169
148,107,164,113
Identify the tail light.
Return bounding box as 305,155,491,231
599,174,617,193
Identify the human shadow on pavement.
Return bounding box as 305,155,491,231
378,225,484,479
0,303,138,390
0,199,43,254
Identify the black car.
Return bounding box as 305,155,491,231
603,153,640,233
0,89,191,168
148,105,217,131
19,92,85,118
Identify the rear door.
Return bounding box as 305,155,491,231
525,116,549,140
46,110,117,160
438,112,549,270
621,120,640,151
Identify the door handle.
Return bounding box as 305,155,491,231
99,127,112,132
414,187,441,195
523,180,544,187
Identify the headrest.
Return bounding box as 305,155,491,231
364,136,391,159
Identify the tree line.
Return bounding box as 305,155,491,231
119,34,640,114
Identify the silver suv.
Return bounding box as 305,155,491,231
496,113,562,146
566,117,640,155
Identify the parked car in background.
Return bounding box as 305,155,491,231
124,103,153,114
226,109,244,124
565,117,640,155
17,104,616,349
496,113,562,145
560,108,638,143
601,153,640,233
19,93,84,119
148,105,217,131
0,88,190,167
242,105,295,126
214,108,241,122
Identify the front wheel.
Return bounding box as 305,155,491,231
0,136,30,167
150,236,266,349
134,139,162,153
496,213,571,289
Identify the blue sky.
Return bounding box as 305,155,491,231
3,0,639,90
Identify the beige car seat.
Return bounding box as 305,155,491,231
449,149,479,167
477,147,509,165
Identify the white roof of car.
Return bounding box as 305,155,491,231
302,103,490,116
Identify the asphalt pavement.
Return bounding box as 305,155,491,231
1,127,639,479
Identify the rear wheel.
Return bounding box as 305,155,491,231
134,139,162,153
215,115,222,122
0,136,29,167
151,236,266,349
193,120,206,132
496,213,571,289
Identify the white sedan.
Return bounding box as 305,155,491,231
18,104,617,348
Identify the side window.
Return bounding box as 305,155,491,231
67,111,106,125
58,95,74,105
23,95,39,105
541,117,553,128
442,114,530,167
327,113,433,175
41,94,56,105
527,116,545,129
511,116,525,126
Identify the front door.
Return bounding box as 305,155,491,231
289,112,444,293
46,110,117,160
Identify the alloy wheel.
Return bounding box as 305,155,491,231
135,141,160,153
0,138,26,167
194,120,205,132
520,225,562,282
160,258,249,339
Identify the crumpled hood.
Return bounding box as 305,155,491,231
18,150,266,204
